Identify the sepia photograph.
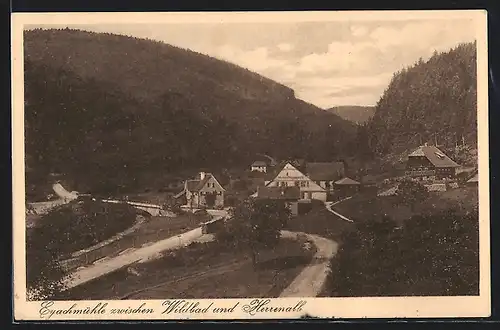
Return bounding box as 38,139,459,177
12,10,490,320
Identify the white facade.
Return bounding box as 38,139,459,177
266,163,327,201
251,165,267,173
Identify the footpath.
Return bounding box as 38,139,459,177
64,209,227,289
279,230,338,297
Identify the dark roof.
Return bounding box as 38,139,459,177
306,162,345,181
185,173,225,192
252,160,267,167
408,145,460,168
256,186,301,200
186,180,202,191
264,161,289,181
290,159,306,170
334,177,360,185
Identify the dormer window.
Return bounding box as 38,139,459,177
435,152,445,159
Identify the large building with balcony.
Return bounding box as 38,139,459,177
405,144,461,180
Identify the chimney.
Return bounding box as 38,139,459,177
199,172,206,180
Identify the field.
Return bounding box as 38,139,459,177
62,213,211,270
61,237,315,300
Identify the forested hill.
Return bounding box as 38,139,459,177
359,42,477,163
327,106,375,124
24,28,356,196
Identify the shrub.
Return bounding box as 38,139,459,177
326,210,479,296
395,179,430,211
26,199,137,299
216,198,291,265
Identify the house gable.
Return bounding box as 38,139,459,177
198,175,225,193
266,162,325,192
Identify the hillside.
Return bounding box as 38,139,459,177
327,106,375,124
24,28,356,197
357,42,478,167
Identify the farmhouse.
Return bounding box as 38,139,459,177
251,160,268,173
264,162,327,201
305,162,345,191
405,144,460,180
175,172,225,209
253,186,301,216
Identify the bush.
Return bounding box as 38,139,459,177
26,199,137,299
216,199,291,265
395,179,429,210
326,209,479,296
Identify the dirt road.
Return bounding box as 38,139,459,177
279,230,338,297
64,209,227,289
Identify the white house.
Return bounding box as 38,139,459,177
251,160,268,173
264,162,327,201
174,172,226,209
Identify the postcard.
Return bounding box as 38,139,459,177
12,10,490,320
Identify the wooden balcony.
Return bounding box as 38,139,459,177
405,169,436,177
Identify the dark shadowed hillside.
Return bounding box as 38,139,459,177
356,42,477,166
24,28,356,197
327,106,375,124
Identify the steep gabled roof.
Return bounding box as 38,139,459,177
306,162,345,181
264,161,289,182
186,180,202,191
408,145,460,168
255,186,301,200
185,173,226,192
334,177,360,185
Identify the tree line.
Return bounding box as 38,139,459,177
354,42,477,161
24,28,356,197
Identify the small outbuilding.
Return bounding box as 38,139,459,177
334,177,361,197
466,172,478,186
251,161,268,173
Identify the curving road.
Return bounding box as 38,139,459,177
324,197,354,222
63,209,228,289
63,206,339,298
279,230,338,297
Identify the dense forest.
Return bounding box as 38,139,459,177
24,28,356,198
325,208,479,297
356,42,477,164
327,106,375,124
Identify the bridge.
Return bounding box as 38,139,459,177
26,183,176,217
101,199,176,217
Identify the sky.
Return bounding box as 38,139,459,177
33,18,477,109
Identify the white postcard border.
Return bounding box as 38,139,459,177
12,10,491,320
